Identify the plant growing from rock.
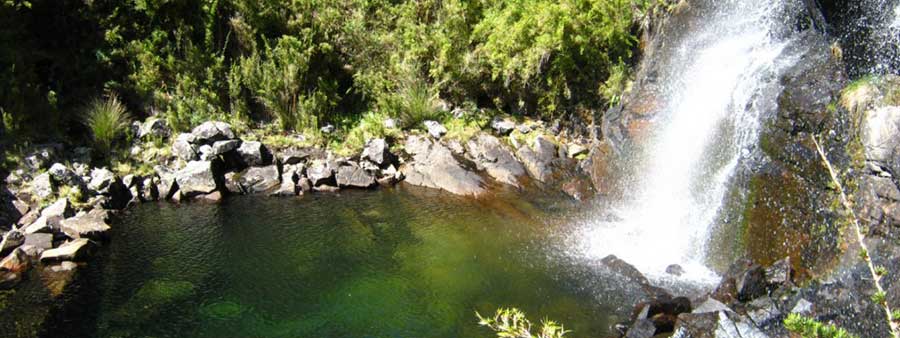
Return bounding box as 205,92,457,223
784,313,858,338
476,308,569,338
811,134,900,338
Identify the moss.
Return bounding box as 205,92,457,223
784,314,857,338
200,300,245,320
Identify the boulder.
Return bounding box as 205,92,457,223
336,164,376,189
210,140,241,156
516,136,558,182
273,164,302,196
666,264,685,276
280,148,317,165
48,163,78,185
465,134,526,187
377,165,403,186
40,238,94,262
42,198,72,219
59,209,111,240
490,116,516,135
138,117,170,139
567,143,589,158
764,257,793,288
24,145,57,171
88,168,117,193
625,319,656,338
141,177,159,201
173,133,199,161
320,124,335,134
672,311,766,338
401,136,484,196
745,296,781,328
23,216,58,235
237,141,272,166
307,161,336,187
424,120,447,138
191,121,235,143
155,165,179,200
175,161,221,197
198,144,215,161
692,297,731,314
361,139,396,167
223,172,245,194
23,233,53,251
735,264,768,302
0,248,29,273
0,230,24,255
196,191,223,203
238,165,281,194
31,173,55,200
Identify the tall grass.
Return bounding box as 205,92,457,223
383,77,444,129
84,95,131,158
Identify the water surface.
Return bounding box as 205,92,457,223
14,186,638,338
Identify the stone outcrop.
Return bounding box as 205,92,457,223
59,209,111,240
516,135,558,183
239,165,281,194
175,161,221,197
401,135,484,196
465,134,525,187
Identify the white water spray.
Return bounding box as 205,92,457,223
571,0,802,284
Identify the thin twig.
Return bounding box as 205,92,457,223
810,134,899,338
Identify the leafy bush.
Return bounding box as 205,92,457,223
84,95,131,157
477,308,569,338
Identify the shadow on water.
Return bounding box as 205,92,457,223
2,187,652,338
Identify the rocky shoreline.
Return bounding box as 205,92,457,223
0,115,598,295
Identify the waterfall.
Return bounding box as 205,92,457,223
829,0,900,75
569,0,806,284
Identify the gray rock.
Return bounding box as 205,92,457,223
42,198,74,220
211,140,241,156
336,164,376,189
465,134,525,187
423,120,447,138
401,136,484,196
280,148,317,165
666,264,685,276
790,298,814,315
862,106,900,165
48,163,72,183
23,216,56,235
155,166,179,200
173,133,199,161
239,165,281,194
175,161,220,197
191,121,235,143
567,143,589,158
141,178,159,201
490,117,516,135
59,209,111,240
31,173,55,200
361,139,395,167
377,165,403,186
320,124,335,134
138,117,170,139
198,144,215,161
24,146,57,171
764,257,792,288
273,164,302,196
40,238,94,262
516,136,558,182
673,311,767,338
88,168,117,193
746,296,781,327
0,230,24,255
625,319,656,338
517,124,533,134
237,141,271,166
736,264,768,302
224,172,245,194
383,118,398,129
692,297,731,314
24,233,53,250
307,161,336,187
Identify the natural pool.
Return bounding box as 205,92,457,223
3,186,651,338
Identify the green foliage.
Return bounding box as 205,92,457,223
83,95,132,157
477,308,569,338
3,0,650,143
872,291,887,304
875,266,888,277
784,314,857,338
892,310,900,321
337,112,401,155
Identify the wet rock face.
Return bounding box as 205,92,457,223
775,34,847,135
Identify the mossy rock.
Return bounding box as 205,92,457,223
200,300,246,320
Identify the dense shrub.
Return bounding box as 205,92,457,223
1,0,653,143
84,95,131,157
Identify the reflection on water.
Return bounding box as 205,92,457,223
5,186,646,338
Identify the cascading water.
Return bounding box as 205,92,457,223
826,0,900,75
569,0,806,284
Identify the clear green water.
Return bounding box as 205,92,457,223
7,186,636,338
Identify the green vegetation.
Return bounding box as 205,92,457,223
83,95,131,158
784,314,857,338
477,308,569,338
1,0,657,155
